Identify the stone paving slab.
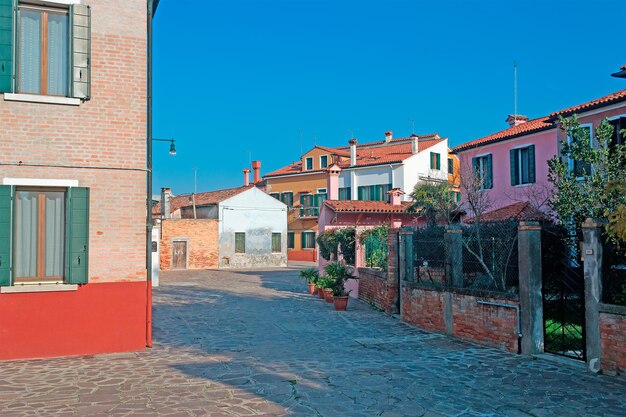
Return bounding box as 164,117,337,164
1,267,626,416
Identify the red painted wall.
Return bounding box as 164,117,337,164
288,250,317,262
0,282,147,360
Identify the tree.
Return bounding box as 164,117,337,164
547,115,626,243
408,181,458,225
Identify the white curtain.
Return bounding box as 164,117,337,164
15,192,38,278
47,13,68,96
19,10,41,94
45,192,65,277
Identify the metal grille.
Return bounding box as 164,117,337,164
461,221,519,292
603,239,626,306
364,234,388,271
413,226,447,288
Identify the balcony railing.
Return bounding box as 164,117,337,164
299,206,320,217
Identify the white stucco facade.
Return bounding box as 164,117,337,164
218,187,288,268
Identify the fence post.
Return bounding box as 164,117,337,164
445,225,463,288
582,218,606,373
388,228,400,315
518,221,543,355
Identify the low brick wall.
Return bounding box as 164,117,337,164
402,286,445,332
358,268,396,313
401,282,520,352
599,304,626,376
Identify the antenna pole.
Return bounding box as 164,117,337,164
513,60,517,119
193,167,197,194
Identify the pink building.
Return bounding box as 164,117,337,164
453,89,626,218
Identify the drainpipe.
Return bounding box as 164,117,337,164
145,0,154,348
477,300,522,354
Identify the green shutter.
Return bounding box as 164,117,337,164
0,185,13,286
472,157,479,176
528,145,536,183
272,233,281,252
448,157,454,174
510,149,519,186
485,154,493,189
0,0,15,93
436,153,441,170
300,232,305,249
430,152,435,169
358,186,364,200
69,4,91,99
235,232,245,253
65,187,89,284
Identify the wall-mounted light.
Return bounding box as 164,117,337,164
153,138,176,156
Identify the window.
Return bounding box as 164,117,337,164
271,233,281,253
430,152,441,170
609,116,626,148
510,145,536,186
471,154,493,190
0,185,89,287
269,192,280,200
448,157,454,174
449,190,461,203
320,155,328,168
357,184,392,201
280,191,293,206
301,231,316,249
568,125,592,179
299,193,325,217
235,232,245,253
0,2,91,98
287,232,294,249
338,187,351,200
305,157,313,170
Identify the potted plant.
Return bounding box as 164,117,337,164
299,267,319,295
316,276,334,303
324,262,354,310
316,276,328,299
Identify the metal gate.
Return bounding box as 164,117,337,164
542,228,586,360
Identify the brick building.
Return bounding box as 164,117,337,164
0,0,158,360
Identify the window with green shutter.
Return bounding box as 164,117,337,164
510,145,536,186
0,1,91,98
235,232,245,253
430,152,441,170
301,231,315,249
0,185,89,286
448,157,454,174
287,231,294,249
280,191,293,206
270,192,279,200
271,233,281,253
472,155,493,190
338,187,351,200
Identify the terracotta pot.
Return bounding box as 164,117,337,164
333,296,349,311
323,288,334,303
317,287,326,299
308,283,317,295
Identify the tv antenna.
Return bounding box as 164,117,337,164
409,118,415,134
513,60,518,119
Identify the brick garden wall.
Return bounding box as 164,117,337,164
160,219,219,270
599,306,626,376
358,268,396,313
401,286,446,332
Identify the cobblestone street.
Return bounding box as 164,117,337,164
1,267,625,416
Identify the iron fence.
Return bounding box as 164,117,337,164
364,234,388,271
461,220,519,293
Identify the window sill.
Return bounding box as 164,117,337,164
1,283,79,294
4,93,81,106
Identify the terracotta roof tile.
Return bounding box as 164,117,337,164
264,136,446,178
548,88,626,119
323,200,413,213
464,202,549,223
453,117,553,153
153,185,253,215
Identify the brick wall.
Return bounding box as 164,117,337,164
0,0,147,284
600,309,626,376
160,220,219,270
401,282,519,352
358,268,397,313
401,286,445,332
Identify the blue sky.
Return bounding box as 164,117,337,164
151,0,626,195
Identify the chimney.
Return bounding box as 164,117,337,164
411,134,419,154
387,188,405,206
506,114,528,127
385,131,393,143
349,138,357,167
327,164,341,200
160,187,172,219
242,168,251,186
251,160,261,183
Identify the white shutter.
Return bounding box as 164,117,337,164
69,4,90,100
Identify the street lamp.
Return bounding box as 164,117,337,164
153,137,176,155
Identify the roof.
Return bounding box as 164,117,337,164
548,88,626,120
264,135,446,178
323,200,414,214
464,202,549,223
153,185,254,215
453,117,554,153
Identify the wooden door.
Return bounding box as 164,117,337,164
172,241,187,270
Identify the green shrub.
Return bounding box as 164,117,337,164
299,267,319,284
